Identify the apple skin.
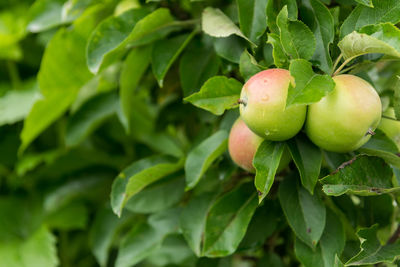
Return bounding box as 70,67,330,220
228,118,291,173
305,74,382,153
239,69,307,141
378,107,400,149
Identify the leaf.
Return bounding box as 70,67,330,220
276,6,316,60
346,224,400,265
21,24,94,153
267,33,289,68
180,192,218,256
287,133,322,194
202,182,258,257
179,39,220,96
111,155,184,217
394,76,400,120
45,203,88,230
0,226,58,267
184,76,243,115
213,35,247,64
87,8,178,73
253,140,285,203
338,23,400,61
266,0,298,34
295,210,345,267
119,45,152,133
340,0,400,38
354,0,373,7
0,81,39,126
239,50,264,82
359,129,400,168
236,0,268,42
300,0,334,73
89,208,121,267
116,208,180,267
27,0,69,33
321,155,399,196
201,7,255,46
286,59,335,108
279,176,326,248
152,31,196,87
125,175,185,213
185,130,228,189
66,92,119,147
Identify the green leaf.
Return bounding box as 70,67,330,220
66,92,119,147
202,182,258,257
45,202,88,230
201,7,255,46
267,33,289,68
111,155,184,216
340,0,400,38
185,130,228,189
321,155,399,196
354,0,373,7
0,226,58,267
279,176,326,248
213,35,247,64
359,129,400,168
116,208,180,267
125,175,185,213
300,0,334,73
239,50,264,82
253,140,285,203
346,224,400,266
27,0,68,33
266,0,298,34
338,23,400,61
87,8,178,73
152,31,196,87
184,76,242,115
180,192,218,256
179,39,220,97
89,208,121,267
276,6,316,60
119,45,152,133
287,133,322,194
286,59,335,108
236,0,268,42
295,210,345,267
0,81,39,126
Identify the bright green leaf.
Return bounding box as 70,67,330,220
267,33,289,68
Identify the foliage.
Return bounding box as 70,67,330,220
1,0,400,266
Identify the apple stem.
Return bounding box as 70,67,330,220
331,54,343,75
237,99,247,106
365,128,376,136
382,115,400,122
332,58,352,77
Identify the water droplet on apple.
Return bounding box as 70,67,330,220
261,95,269,101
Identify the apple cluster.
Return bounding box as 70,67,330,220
228,68,391,172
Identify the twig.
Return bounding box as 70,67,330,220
387,224,400,244
382,115,400,122
332,54,343,75
332,58,353,77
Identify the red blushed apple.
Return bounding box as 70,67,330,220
239,69,307,141
228,118,290,173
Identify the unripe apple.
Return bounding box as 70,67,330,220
228,118,291,173
239,69,307,141
305,74,382,153
378,107,400,149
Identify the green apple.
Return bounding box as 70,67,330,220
239,69,307,141
305,74,382,153
378,107,400,149
228,118,291,173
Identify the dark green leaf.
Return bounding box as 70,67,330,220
267,33,289,68
321,155,398,196
279,176,326,248
184,76,242,115
286,59,335,107
236,0,268,42
253,140,285,203
185,130,228,189
152,31,196,87
346,224,400,265
267,0,298,34
239,50,264,81
277,6,316,60
354,0,373,7
213,35,247,63
287,133,322,194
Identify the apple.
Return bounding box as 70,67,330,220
239,69,307,141
378,107,400,149
305,74,382,153
228,118,291,173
